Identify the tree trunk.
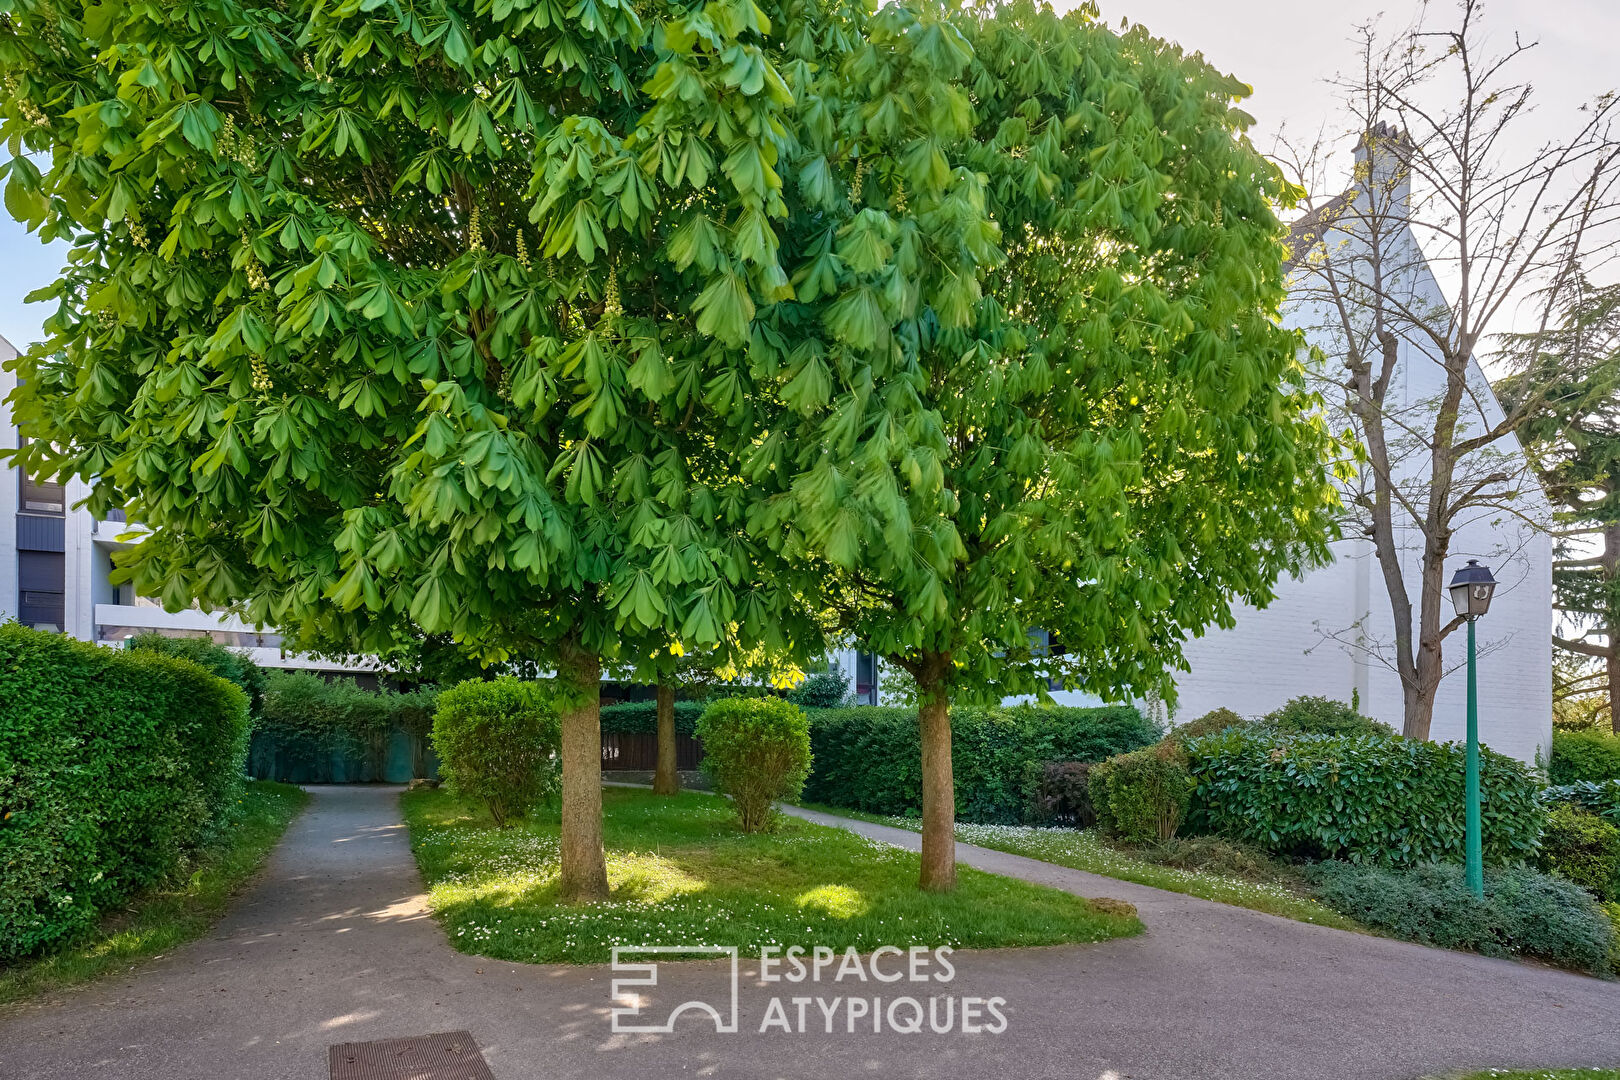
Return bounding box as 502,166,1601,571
652,681,680,795
557,643,609,903
915,652,955,893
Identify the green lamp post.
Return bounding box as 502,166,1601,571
1447,558,1498,898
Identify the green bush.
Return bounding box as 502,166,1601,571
598,698,705,735
1539,803,1620,901
1090,743,1196,843
126,631,268,719
1186,728,1543,867
697,697,812,832
786,668,850,708
1604,901,1620,974
1263,695,1393,736
0,623,251,960
1545,780,1620,826
431,678,560,827
1022,760,1097,826
1307,861,1616,975
803,704,1159,823
1166,707,1250,744
1550,728,1620,784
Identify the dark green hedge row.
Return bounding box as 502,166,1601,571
801,704,1160,823
1185,728,1543,867
0,623,251,960
599,699,705,735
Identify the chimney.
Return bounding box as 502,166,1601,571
1352,121,1412,215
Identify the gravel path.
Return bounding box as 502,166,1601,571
0,785,1614,1080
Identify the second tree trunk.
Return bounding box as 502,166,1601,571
558,645,610,902
652,681,680,795
916,654,956,892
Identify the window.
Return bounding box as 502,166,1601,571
17,439,65,514
854,651,878,705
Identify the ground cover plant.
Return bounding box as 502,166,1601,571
0,781,306,1006
1306,861,1615,976
404,785,1139,964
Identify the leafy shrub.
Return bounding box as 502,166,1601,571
786,668,850,708
1307,861,1616,975
1604,902,1620,974
1090,743,1195,843
127,631,268,718
1538,803,1620,901
431,678,560,827
0,623,251,960
1022,760,1096,826
1545,780,1620,826
803,704,1159,823
598,698,705,735
1167,707,1249,744
1186,728,1543,867
1263,695,1393,737
697,697,812,832
1549,728,1620,784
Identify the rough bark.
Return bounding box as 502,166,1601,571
652,681,680,795
915,651,956,893
557,643,609,903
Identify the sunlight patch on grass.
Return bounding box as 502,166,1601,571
404,786,1140,965
794,883,868,918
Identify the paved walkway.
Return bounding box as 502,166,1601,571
0,785,1616,1080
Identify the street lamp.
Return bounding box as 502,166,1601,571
1447,558,1496,898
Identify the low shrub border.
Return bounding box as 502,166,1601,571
1550,729,1620,785
0,623,251,961
1307,861,1615,976
802,704,1159,823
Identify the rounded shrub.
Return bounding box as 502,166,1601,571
1549,728,1620,784
1167,707,1249,744
431,678,560,827
1089,742,1196,844
1263,695,1393,737
696,696,812,832
786,668,850,708
1539,803,1620,901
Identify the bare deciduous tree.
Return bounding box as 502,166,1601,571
1277,0,1620,740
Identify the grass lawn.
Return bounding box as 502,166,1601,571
798,804,1358,931
1437,1072,1620,1079
0,781,308,1006
404,786,1141,964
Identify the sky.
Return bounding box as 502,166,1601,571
0,0,1616,352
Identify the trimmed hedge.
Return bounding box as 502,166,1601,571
0,623,251,960
598,698,705,736
1550,729,1620,784
802,704,1160,823
1307,861,1616,975
127,631,267,719
431,677,560,826
1263,695,1394,737
1090,742,1195,843
1186,728,1543,867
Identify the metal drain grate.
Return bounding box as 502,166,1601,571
328,1030,496,1080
